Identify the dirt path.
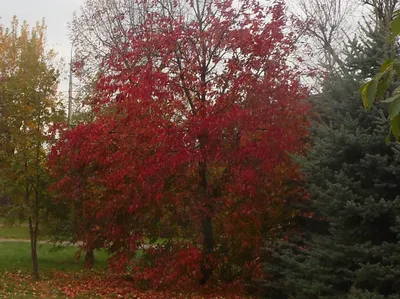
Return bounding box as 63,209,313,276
0,238,80,246
0,238,151,249
0,238,31,242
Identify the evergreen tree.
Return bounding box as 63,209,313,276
262,1,400,298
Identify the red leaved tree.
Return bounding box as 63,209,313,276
49,0,310,288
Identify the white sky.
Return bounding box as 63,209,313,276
0,0,83,95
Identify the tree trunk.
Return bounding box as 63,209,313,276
28,217,40,280
85,247,95,269
200,203,214,284
198,133,214,285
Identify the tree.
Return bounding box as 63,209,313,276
66,0,151,122
263,2,400,298
50,0,310,287
294,0,359,75
0,17,63,280
70,0,149,75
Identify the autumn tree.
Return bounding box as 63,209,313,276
50,0,309,287
0,17,63,280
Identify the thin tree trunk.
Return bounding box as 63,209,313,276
85,247,95,269
28,217,40,280
25,156,39,280
198,133,214,285
29,92,42,281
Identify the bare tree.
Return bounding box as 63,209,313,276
70,0,146,79
68,0,149,122
290,0,360,76
362,0,399,22
362,0,399,61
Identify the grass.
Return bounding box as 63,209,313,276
0,215,30,239
0,242,160,298
0,240,246,298
0,225,182,244
0,225,30,239
0,232,228,298
0,242,109,273
0,241,111,298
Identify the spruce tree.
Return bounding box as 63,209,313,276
262,1,400,298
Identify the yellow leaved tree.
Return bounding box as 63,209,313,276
0,17,64,280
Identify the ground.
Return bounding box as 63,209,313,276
0,225,248,298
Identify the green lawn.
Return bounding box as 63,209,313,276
0,242,109,273
0,241,111,297
0,241,145,298
0,240,239,298
0,225,30,239
0,232,168,298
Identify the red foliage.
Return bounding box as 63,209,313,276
131,245,202,290
49,0,310,288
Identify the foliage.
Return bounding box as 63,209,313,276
361,4,400,140
49,0,309,288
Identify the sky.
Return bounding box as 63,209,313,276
0,0,365,95
0,0,83,94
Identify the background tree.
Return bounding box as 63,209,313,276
66,0,151,123
294,0,359,74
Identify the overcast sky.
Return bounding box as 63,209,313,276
0,0,365,95
0,0,83,94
